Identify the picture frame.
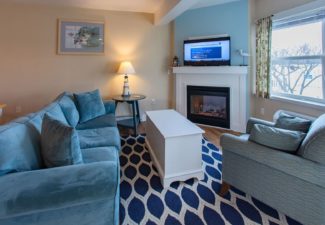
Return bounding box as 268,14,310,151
57,19,105,55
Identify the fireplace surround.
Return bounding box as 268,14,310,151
173,66,248,132
187,85,230,128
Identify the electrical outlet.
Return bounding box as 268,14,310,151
16,106,22,113
151,99,156,105
141,114,147,122
260,107,265,115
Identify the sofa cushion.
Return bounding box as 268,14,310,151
26,102,69,133
40,102,69,124
103,100,116,114
81,146,119,164
275,112,312,133
249,124,306,152
76,113,117,130
0,122,42,176
298,114,325,165
74,89,105,123
41,114,83,168
12,113,37,123
57,93,79,127
77,127,121,150
246,117,275,134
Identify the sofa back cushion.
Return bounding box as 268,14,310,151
298,114,325,164
57,93,79,127
27,102,68,133
275,112,312,133
0,122,42,176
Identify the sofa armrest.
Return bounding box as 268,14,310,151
221,133,250,149
246,117,275,134
0,161,118,219
103,100,115,114
220,133,276,153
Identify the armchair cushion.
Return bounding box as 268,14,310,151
74,89,105,123
41,114,83,168
275,112,312,133
249,124,306,152
246,117,275,134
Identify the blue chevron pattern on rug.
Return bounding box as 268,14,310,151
120,134,303,225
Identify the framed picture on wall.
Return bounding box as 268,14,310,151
57,19,105,55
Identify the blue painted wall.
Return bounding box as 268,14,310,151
174,0,249,66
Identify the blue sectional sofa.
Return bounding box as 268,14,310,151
0,92,120,225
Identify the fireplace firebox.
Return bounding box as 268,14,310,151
187,85,230,128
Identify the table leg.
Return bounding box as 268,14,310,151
114,101,118,112
131,102,137,135
135,101,141,124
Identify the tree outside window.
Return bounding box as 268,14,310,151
271,17,325,103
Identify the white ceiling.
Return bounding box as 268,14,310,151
192,0,239,10
4,0,240,25
5,0,164,13
5,0,239,13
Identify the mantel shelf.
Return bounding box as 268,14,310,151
172,66,248,75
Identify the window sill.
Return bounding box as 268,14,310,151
270,95,325,110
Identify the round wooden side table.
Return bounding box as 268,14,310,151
112,94,146,135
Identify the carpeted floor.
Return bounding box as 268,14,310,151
119,134,303,225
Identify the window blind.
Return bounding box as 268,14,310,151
273,9,325,29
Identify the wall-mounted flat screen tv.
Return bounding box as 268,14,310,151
184,37,231,66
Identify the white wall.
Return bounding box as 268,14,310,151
0,3,172,121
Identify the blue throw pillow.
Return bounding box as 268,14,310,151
58,94,80,127
249,124,306,152
74,89,106,123
41,114,83,168
275,112,312,133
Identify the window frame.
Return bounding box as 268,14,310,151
270,9,325,106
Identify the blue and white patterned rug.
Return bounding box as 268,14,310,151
119,134,303,225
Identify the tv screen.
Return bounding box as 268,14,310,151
184,37,231,66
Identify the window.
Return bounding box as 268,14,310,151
271,10,325,104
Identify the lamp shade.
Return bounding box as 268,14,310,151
117,61,135,75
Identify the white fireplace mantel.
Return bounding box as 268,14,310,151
172,66,248,133
173,66,247,75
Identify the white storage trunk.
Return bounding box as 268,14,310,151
145,110,204,188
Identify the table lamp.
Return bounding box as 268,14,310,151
117,61,135,97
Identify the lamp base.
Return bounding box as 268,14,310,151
122,75,131,97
